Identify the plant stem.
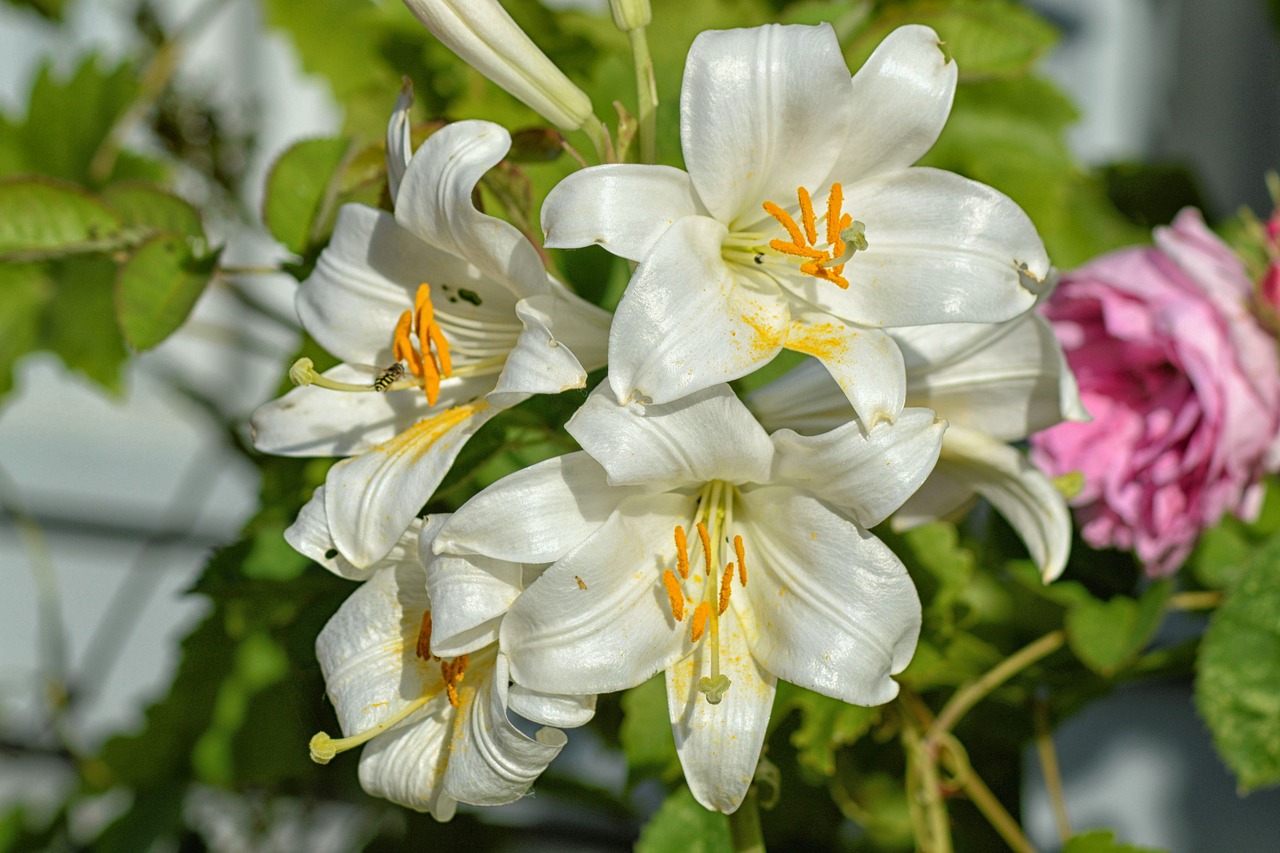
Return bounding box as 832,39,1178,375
728,787,766,853
1033,700,1071,844
1166,590,1223,611
902,718,953,853
940,749,1037,853
930,630,1065,740
628,26,658,163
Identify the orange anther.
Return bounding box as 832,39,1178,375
393,311,424,377
769,239,826,260
440,654,470,708
662,569,685,621
825,183,844,247
718,563,734,615
416,611,433,660
690,602,711,643
696,522,713,576
674,526,690,579
734,535,746,586
763,200,805,247
798,186,818,246
428,323,452,377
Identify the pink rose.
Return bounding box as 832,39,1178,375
1029,209,1280,576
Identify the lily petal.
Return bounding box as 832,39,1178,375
786,312,906,426
542,165,705,262
437,452,643,563
422,544,525,657
286,487,423,580
744,356,856,435
806,168,1047,326
770,408,945,527
935,426,1072,581
386,78,414,205
736,487,920,706
567,383,774,489
666,606,776,814
395,120,548,299
608,215,789,406
326,404,498,568
507,685,597,729
680,23,853,227
501,493,696,695
486,290,611,408
823,25,956,183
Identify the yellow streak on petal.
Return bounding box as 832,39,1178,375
370,403,487,462
785,321,850,363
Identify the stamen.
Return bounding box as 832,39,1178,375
822,220,868,269
309,693,430,764
825,183,844,247
797,186,818,246
662,569,685,621
441,654,469,708
762,200,805,247
769,239,827,260
690,602,711,643
734,535,746,586
696,522,712,576
416,611,433,660
760,183,863,290
393,311,424,377
718,563,734,615
674,525,690,579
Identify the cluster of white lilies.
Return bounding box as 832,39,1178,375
251,20,1084,818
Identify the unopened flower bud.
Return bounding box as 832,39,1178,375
609,0,651,31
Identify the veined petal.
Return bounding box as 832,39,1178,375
440,655,567,807
501,493,696,695
386,78,414,205
666,606,776,814
486,290,611,408
896,313,1086,440
567,383,774,488
807,168,1047,326
395,120,548,299
422,544,525,658
937,427,1071,581
785,312,906,426
437,452,642,563
736,488,920,706
823,25,956,183
287,487,423,580
507,685,597,729
770,408,945,527
542,165,705,262
326,404,498,568
681,24,854,227
608,215,788,406
356,708,456,819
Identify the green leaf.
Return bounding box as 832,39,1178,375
42,254,129,392
1066,582,1171,676
4,0,68,21
0,263,52,397
635,786,732,853
1197,539,1280,791
1189,523,1253,591
847,0,1058,81
115,234,216,351
0,177,127,260
1062,829,1165,853
774,682,878,778
620,674,681,780
101,183,204,238
262,137,352,256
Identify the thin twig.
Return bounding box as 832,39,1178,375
930,631,1065,740
1033,699,1071,844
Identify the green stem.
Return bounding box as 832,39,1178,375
902,715,952,853
728,787,766,853
930,630,1065,740
940,749,1037,853
627,26,658,163
1033,699,1071,844
1166,590,1222,611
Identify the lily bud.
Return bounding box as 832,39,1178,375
609,0,651,31
401,0,595,132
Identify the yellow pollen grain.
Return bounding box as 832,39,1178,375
674,525,690,579
797,186,818,245
662,569,685,621
691,602,711,643
696,522,713,576
718,563,734,615
734,535,746,586
762,200,806,247
416,611,433,660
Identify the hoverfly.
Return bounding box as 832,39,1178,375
371,361,407,392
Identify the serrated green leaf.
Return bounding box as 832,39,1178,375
1066,582,1170,676
636,786,732,853
0,177,127,260
620,674,681,780
101,183,204,238
115,234,216,351
262,137,351,256
1197,539,1280,791
1062,829,1165,853
775,682,878,778
43,254,129,392
0,263,52,397
847,0,1057,81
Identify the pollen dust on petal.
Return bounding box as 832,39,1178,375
785,321,849,362
739,307,786,358
370,403,487,463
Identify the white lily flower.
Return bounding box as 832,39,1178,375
401,0,596,132
308,515,588,818
251,115,611,570
747,311,1088,581
541,23,1049,423
434,384,944,812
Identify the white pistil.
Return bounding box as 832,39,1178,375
309,693,432,764
820,220,868,268
697,480,732,705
